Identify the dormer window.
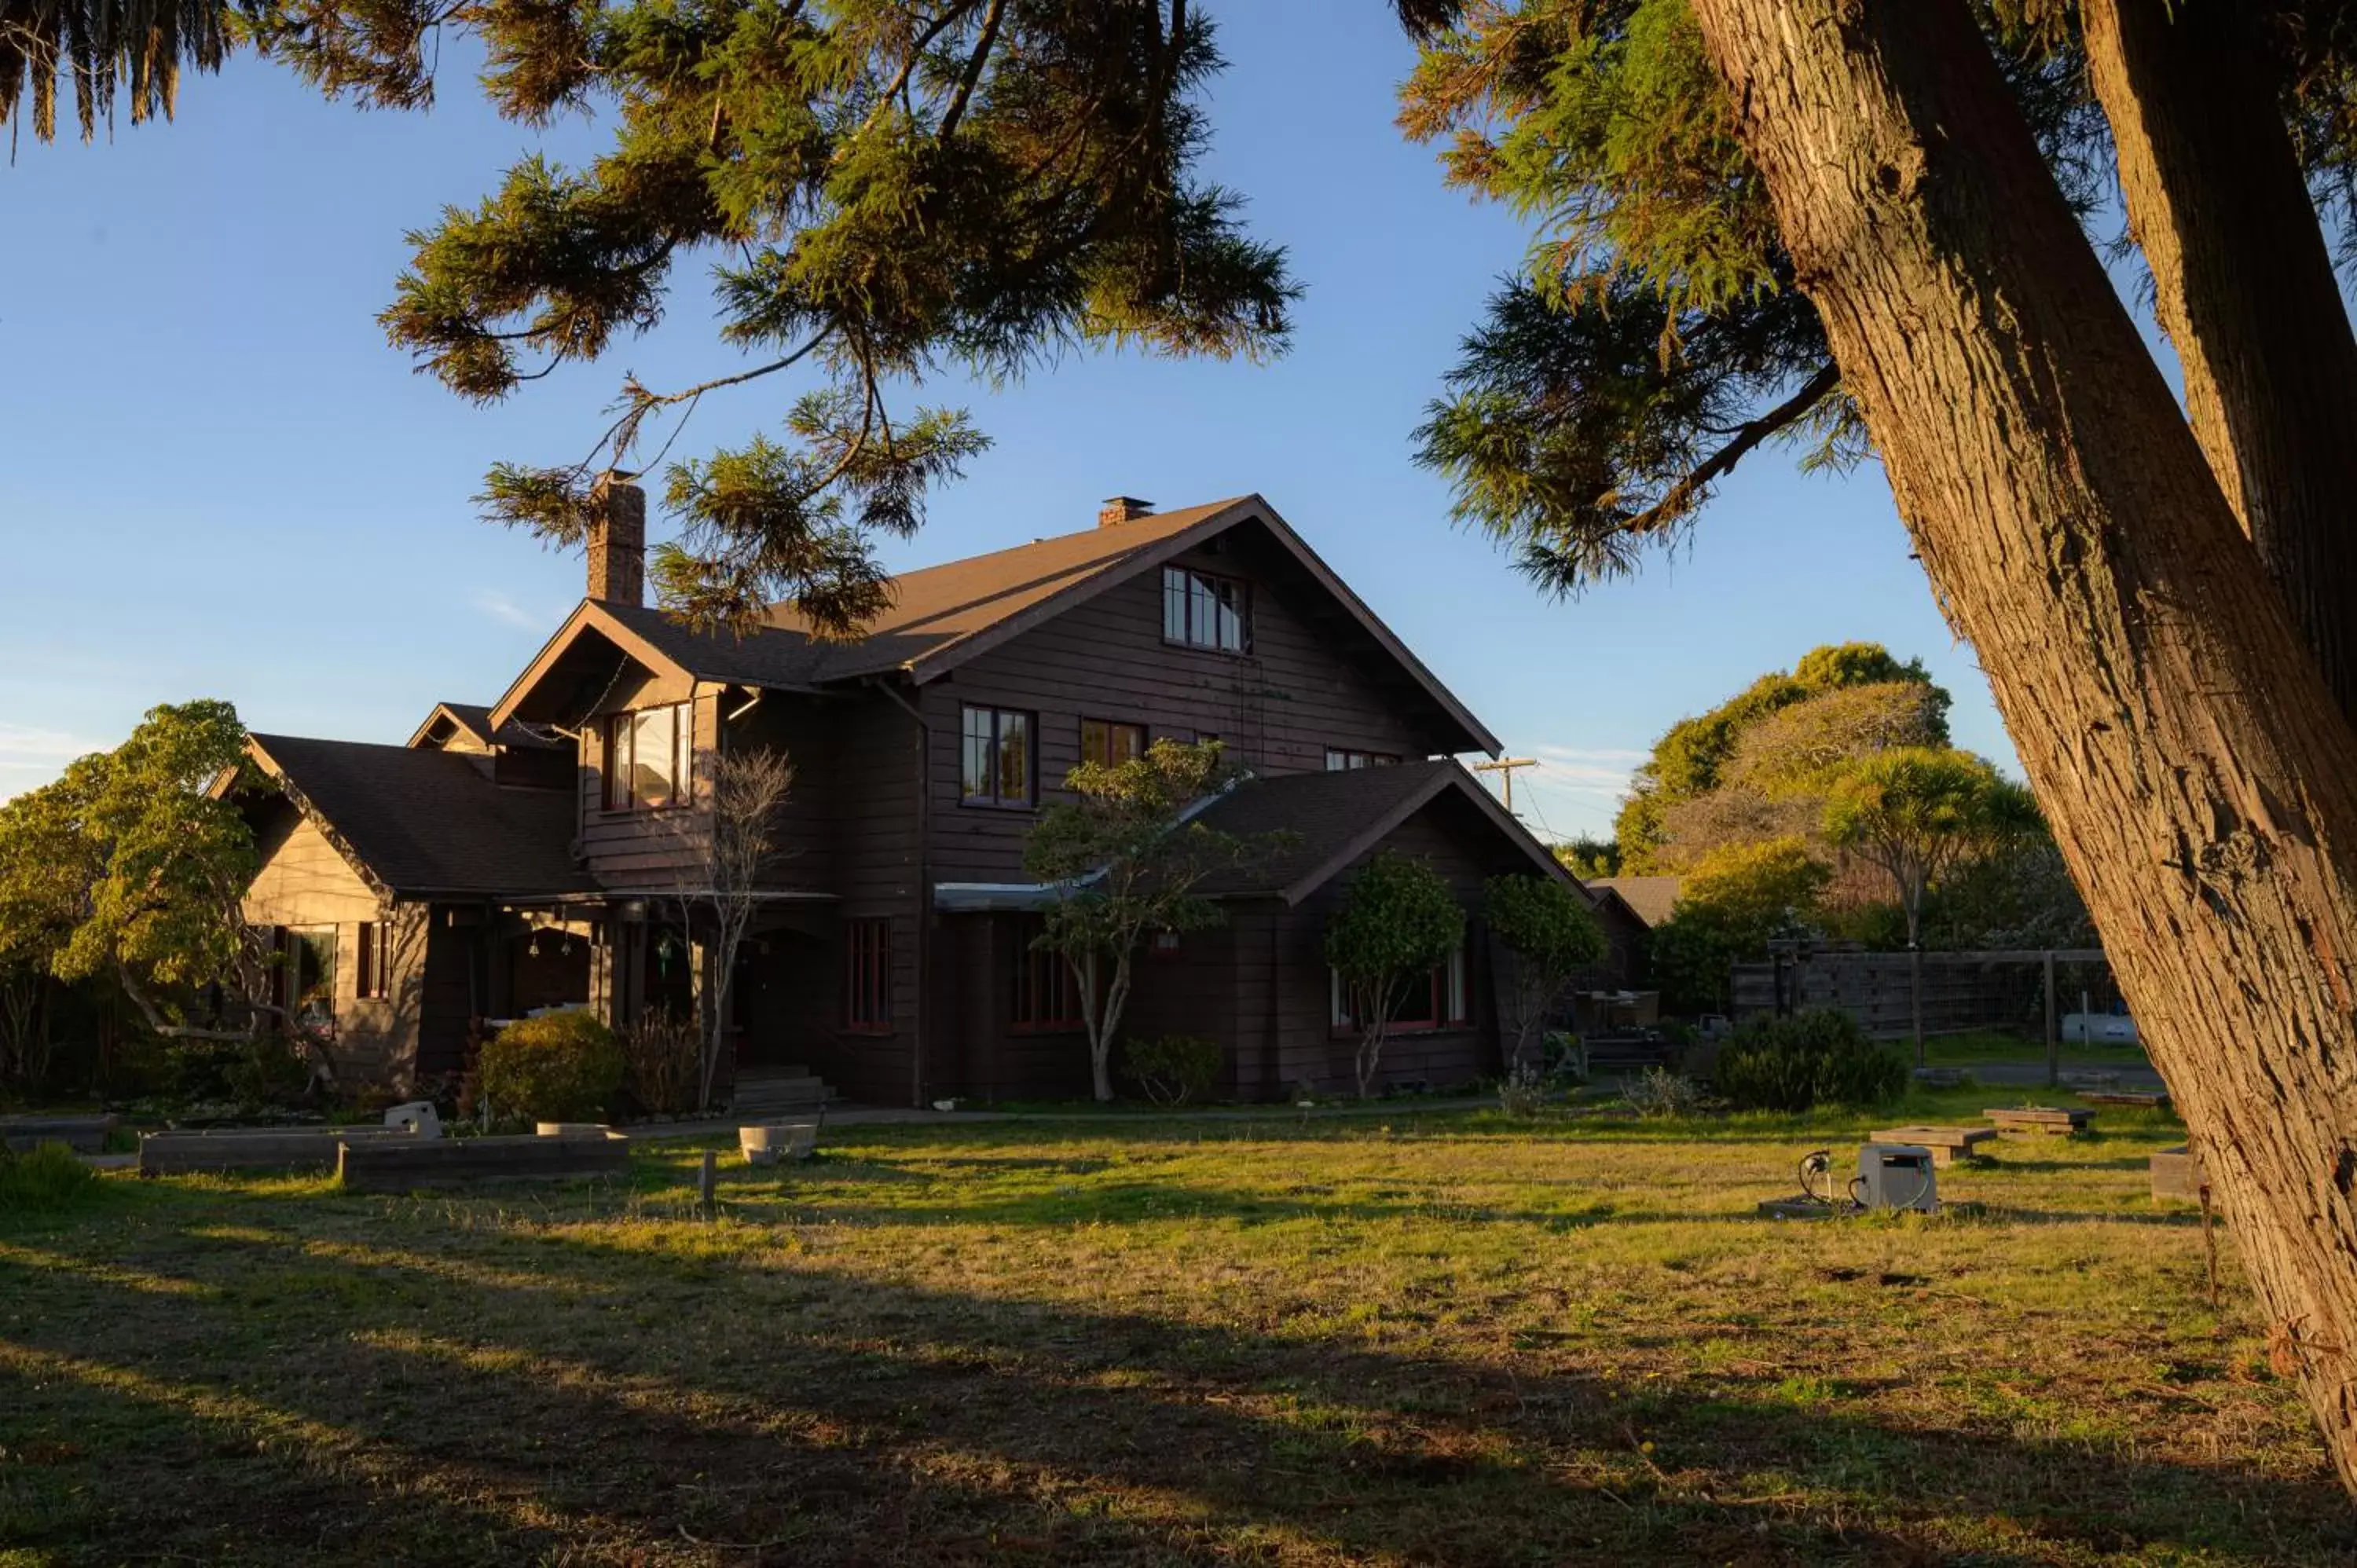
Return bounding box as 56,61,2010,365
603,703,692,811
1162,566,1248,653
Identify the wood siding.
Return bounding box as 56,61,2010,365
922,537,1457,888
240,812,438,1088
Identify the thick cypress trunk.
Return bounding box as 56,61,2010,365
1689,0,2357,1490
2081,0,2357,721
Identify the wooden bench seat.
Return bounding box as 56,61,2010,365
1983,1106,2095,1136
1869,1125,1998,1166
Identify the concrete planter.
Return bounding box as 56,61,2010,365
739,1123,818,1167
537,1122,614,1139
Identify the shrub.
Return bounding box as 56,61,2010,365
1121,1035,1224,1106
620,1015,702,1117
477,1011,624,1124
1714,1009,1906,1112
0,1141,102,1218
1623,1066,1703,1119
1497,1060,1552,1117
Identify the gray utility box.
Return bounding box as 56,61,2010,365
1857,1143,1940,1212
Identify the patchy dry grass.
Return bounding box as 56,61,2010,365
2,1094,2346,1566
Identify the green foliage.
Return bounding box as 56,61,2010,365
1647,837,1829,1013
1120,1035,1224,1107
1485,872,1607,1065
1485,874,1607,976
1613,643,1945,870
0,702,263,1040
1025,739,1285,1101
0,0,244,144
477,1012,624,1124
1399,2,2106,592
1622,1064,1703,1118
1326,851,1466,1097
1713,1009,1906,1112
238,0,1301,631
0,1141,104,1219
1556,836,1620,878
1823,748,2037,943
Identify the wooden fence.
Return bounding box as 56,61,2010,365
1730,949,2107,1042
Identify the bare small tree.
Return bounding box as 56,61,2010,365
672,746,794,1112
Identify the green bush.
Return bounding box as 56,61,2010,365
0,1141,102,1218
478,1011,624,1124
1715,1009,1906,1112
1120,1035,1224,1105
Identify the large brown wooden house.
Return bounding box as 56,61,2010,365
227,488,1622,1104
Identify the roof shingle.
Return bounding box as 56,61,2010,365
247,735,592,898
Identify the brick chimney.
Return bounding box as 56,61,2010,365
1098,496,1155,528
586,471,646,606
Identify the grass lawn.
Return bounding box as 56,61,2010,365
3,1094,2347,1566
1917,1030,2155,1072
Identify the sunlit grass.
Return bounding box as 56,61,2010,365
0,1101,2344,1564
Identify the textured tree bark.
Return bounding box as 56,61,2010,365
1688,0,2357,1489
2081,0,2357,723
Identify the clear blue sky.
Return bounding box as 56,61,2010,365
0,1,2020,841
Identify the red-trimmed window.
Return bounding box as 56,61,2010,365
1331,946,1470,1034
1080,719,1146,770
603,703,693,811
844,919,892,1033
1012,921,1085,1031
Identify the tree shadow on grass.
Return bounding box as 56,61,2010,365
3,1179,2352,1566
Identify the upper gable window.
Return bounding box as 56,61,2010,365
604,702,692,811
1162,566,1249,654
1325,749,1400,771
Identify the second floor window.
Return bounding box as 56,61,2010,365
962,706,1034,807
604,703,692,810
1325,749,1401,771
1163,566,1248,653
1080,719,1146,770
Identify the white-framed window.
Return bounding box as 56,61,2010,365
604,702,693,811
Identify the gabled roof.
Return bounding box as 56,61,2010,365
407,702,566,752
487,495,1501,754
241,735,592,899
1193,760,1571,904
1588,875,1682,929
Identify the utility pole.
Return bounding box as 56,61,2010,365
1472,757,1538,815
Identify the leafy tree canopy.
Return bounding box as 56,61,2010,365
1398,1,2124,595
8,2,1296,635
0,701,261,1033
1325,849,1465,1097
1025,737,1284,1101
1615,640,1946,868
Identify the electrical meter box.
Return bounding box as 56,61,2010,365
1857,1143,1939,1211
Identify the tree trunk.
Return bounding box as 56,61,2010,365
1690,0,2357,1490
1085,951,1114,1102
2081,0,2357,722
